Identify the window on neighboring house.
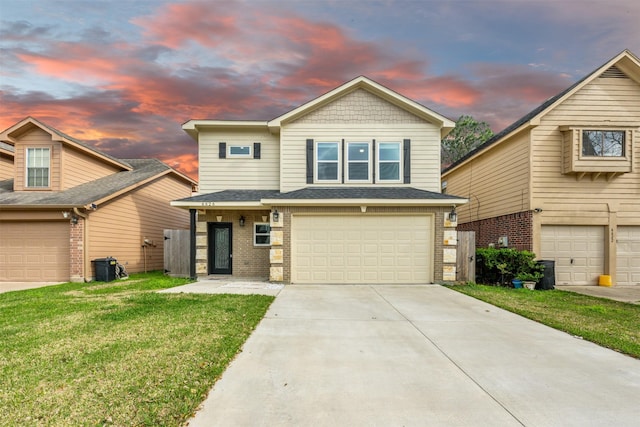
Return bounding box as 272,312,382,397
228,145,252,157
582,130,624,157
254,223,271,246
26,147,50,187
347,142,371,182
377,142,401,182
316,142,340,182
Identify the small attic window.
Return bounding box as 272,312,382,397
582,130,624,157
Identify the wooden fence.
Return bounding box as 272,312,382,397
163,229,190,277
456,231,476,282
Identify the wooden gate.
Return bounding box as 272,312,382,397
163,229,190,277
456,231,476,282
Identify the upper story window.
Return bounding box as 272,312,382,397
26,147,50,188
307,138,410,184
377,142,402,182
228,145,252,157
582,130,624,157
315,142,341,182
347,142,371,182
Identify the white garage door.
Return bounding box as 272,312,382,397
0,221,70,282
540,225,604,286
617,226,640,286
292,215,433,284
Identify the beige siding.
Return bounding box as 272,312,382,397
280,90,442,192
198,128,279,193
61,145,122,189
13,128,62,191
531,76,640,226
87,174,192,276
0,154,13,180
444,131,531,223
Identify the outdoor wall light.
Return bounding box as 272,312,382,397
62,211,70,219
448,206,457,223
239,216,246,227
70,214,78,225
273,209,280,222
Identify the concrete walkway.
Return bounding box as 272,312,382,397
186,285,640,427
556,285,640,304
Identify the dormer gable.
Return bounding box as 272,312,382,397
0,117,132,191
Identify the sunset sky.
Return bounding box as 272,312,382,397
1,0,639,179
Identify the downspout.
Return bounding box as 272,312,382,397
73,207,89,281
190,209,196,280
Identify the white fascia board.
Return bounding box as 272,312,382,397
260,198,468,206
182,120,269,140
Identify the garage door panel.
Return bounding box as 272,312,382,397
541,225,604,286
0,221,69,282
292,215,432,284
617,226,640,286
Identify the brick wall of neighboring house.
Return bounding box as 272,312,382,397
457,211,533,251
70,217,84,282
196,210,271,279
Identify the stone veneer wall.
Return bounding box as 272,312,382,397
457,211,533,251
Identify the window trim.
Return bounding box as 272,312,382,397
376,141,403,183
227,145,252,158
253,222,271,247
25,147,51,188
314,141,341,183
345,141,372,183
580,130,625,158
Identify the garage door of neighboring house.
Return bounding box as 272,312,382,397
0,221,70,282
617,226,640,286
540,225,604,286
291,215,433,284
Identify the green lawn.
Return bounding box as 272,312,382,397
0,272,274,426
449,284,640,359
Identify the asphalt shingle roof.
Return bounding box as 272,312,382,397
0,159,170,207
176,187,463,203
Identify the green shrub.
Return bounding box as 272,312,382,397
476,247,544,286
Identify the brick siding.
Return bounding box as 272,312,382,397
457,211,533,251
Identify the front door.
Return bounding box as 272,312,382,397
208,223,232,274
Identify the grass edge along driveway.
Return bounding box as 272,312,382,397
0,272,274,426
449,284,640,359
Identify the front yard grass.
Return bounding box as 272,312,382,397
0,272,274,426
449,284,640,359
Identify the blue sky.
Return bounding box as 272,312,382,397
1,0,638,177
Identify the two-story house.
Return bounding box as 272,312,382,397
173,76,467,284
442,50,640,286
0,117,197,282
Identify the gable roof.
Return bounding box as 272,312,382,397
0,159,179,209
267,76,455,137
182,76,456,139
0,116,132,171
442,49,640,175
0,118,197,209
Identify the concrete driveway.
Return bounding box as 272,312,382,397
187,285,640,426
0,282,63,294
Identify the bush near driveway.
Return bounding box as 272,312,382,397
0,272,274,426
449,284,640,359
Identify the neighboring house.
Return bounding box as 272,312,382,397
173,76,467,284
0,117,197,282
442,49,640,286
